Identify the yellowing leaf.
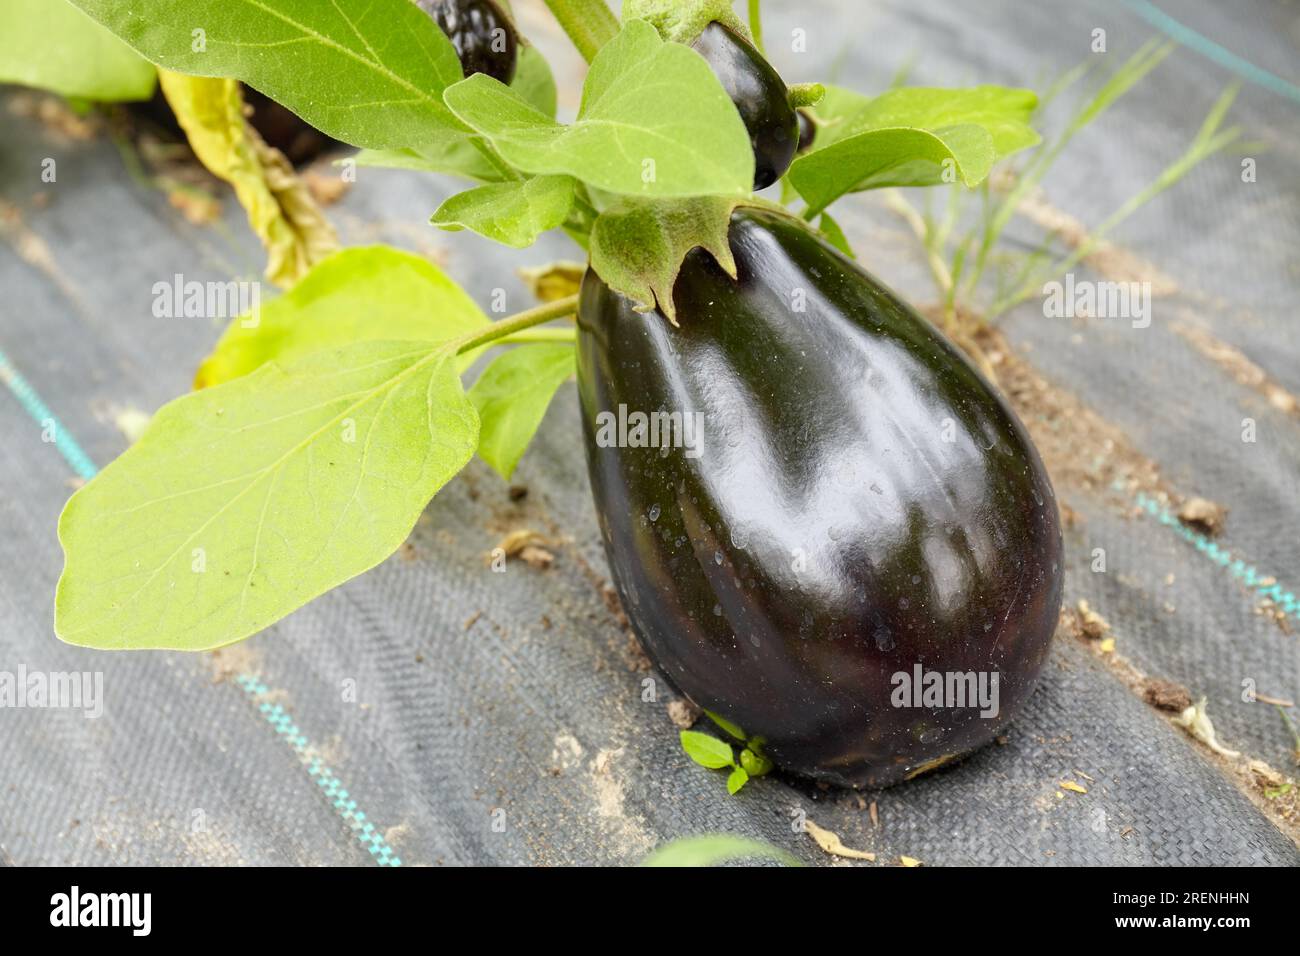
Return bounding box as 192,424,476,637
158,70,338,287
640,835,799,867
194,246,487,389
56,341,478,652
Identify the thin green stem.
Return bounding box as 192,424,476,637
543,0,619,64
497,327,577,346
1277,705,1300,756
748,0,765,55
455,295,580,355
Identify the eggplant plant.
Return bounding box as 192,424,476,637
30,0,1060,790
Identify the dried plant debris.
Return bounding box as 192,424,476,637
303,168,352,206
1176,497,1227,536
1173,320,1300,418
490,529,556,569
804,820,876,862
518,261,587,302
1059,780,1088,794
1074,600,1110,640
666,697,702,730
1173,697,1240,758
1142,677,1193,713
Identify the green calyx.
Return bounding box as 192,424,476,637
788,82,826,108
622,0,749,45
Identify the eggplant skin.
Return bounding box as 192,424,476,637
796,109,816,154
692,22,798,190
577,207,1063,788
417,0,518,85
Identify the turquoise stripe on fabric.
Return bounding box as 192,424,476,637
0,345,402,866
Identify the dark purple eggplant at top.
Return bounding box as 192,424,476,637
418,0,518,84
577,207,1063,788
691,22,799,190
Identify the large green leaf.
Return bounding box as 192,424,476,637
444,19,754,198
791,84,1040,212
791,126,996,211
68,0,465,150
194,246,488,389
56,340,478,651
820,85,1039,154
0,0,155,101
512,44,557,118
469,343,575,479
352,46,557,184
432,176,576,248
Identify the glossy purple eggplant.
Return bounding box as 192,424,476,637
796,109,816,153
577,207,1063,788
417,0,518,84
691,22,798,190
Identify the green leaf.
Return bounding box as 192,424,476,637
791,84,1039,212
793,126,995,212
0,0,155,101
679,730,734,769
588,196,740,322
640,835,800,867
432,176,576,249
705,709,747,742
194,246,488,389
726,766,750,794
469,343,576,480
817,211,854,259
68,0,465,150
512,44,557,118
55,340,479,651
352,49,555,184
353,139,507,184
444,19,754,198
841,86,1040,155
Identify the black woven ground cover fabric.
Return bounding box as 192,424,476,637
0,0,1297,865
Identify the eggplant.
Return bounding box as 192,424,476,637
417,0,518,85
577,207,1063,788
796,108,816,154
691,22,798,190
